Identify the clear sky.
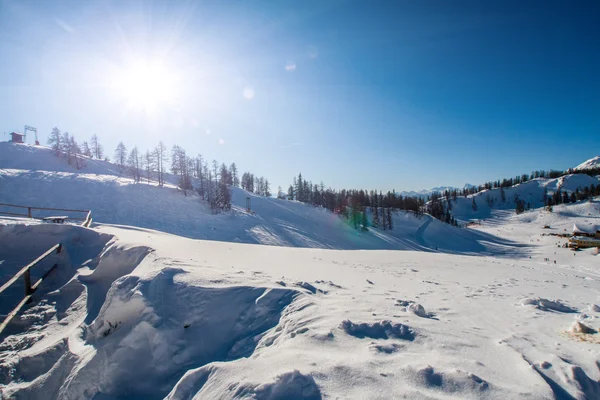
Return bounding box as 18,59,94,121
0,0,598,192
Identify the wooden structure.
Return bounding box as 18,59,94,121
568,236,600,249
10,132,24,143
0,243,63,335
0,203,92,227
42,216,68,224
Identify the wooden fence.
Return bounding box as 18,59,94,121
0,203,92,227
0,243,63,335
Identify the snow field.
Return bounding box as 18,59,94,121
1,218,599,399
1,142,600,398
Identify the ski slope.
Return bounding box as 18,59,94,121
0,142,517,255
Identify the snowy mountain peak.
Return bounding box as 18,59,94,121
575,156,600,171
399,184,473,199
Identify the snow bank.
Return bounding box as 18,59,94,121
57,269,301,399
521,298,578,313
2,220,600,399
339,320,415,340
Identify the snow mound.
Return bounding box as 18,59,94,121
339,320,415,340
521,298,578,313
231,370,322,400
407,365,490,393
575,155,600,171
16,268,301,399
369,342,404,354
590,304,600,312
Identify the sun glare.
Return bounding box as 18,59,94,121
110,60,176,112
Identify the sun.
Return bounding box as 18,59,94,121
110,59,177,112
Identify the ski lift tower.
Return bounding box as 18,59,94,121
24,125,38,145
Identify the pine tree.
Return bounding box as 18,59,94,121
230,163,239,187
387,207,393,230
127,147,141,182
277,186,285,199
82,141,92,157
155,141,167,187
115,142,127,169
90,134,103,159
47,127,62,155
372,204,380,228
361,208,368,231
70,136,85,169
144,150,154,183
219,164,232,210
61,132,71,163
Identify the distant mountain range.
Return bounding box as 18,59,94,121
401,155,600,199
398,184,476,199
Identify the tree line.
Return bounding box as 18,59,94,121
47,128,271,213
545,183,600,212
283,172,431,231
447,167,600,200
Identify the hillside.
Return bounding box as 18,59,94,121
450,174,600,221
575,155,600,171
0,142,515,255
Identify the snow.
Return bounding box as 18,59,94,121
0,142,514,255
1,141,600,399
573,223,599,234
451,174,600,222
575,155,600,171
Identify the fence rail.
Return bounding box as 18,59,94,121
0,203,92,227
0,243,63,335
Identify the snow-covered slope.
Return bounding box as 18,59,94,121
0,142,514,255
575,155,600,171
451,174,600,221
1,217,598,399
2,142,600,399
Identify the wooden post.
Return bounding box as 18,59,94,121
28,207,32,218
24,269,32,295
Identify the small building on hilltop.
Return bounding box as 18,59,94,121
10,132,24,143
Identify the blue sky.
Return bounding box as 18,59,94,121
0,0,598,192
